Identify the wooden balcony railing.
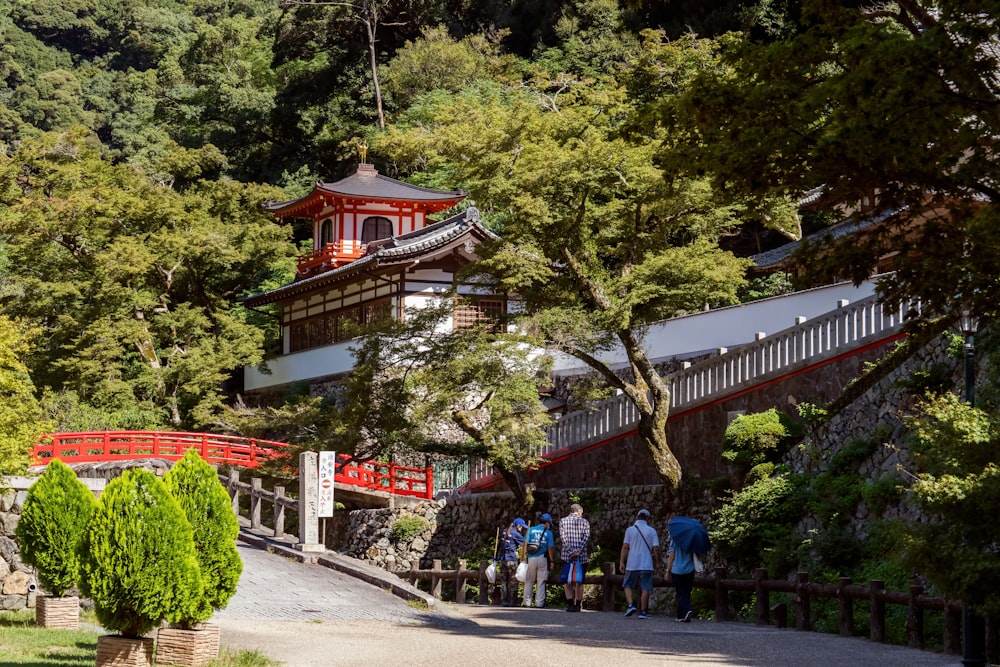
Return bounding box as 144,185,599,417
296,241,366,277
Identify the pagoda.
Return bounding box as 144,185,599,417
243,163,498,394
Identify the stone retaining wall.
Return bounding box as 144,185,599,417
0,483,36,610
338,484,718,573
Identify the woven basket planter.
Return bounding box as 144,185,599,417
155,624,220,667
95,635,154,667
35,595,79,630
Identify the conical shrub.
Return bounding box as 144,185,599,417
78,468,205,637
163,450,242,624
16,459,96,597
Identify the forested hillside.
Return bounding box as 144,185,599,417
0,0,797,433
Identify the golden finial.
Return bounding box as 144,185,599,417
357,139,369,164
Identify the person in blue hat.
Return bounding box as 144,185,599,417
522,513,556,607
498,517,527,606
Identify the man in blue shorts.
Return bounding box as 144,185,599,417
558,503,590,612
619,509,661,619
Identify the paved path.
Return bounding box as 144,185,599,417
214,539,963,667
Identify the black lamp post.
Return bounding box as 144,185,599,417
960,307,985,667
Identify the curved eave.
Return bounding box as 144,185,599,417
242,212,495,307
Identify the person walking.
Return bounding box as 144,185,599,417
558,503,590,612
522,513,555,608
666,530,695,622
498,517,526,607
620,509,660,619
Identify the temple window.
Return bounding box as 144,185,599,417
360,216,394,244
453,297,504,331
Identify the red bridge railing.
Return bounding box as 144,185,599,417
31,431,289,469
30,431,433,499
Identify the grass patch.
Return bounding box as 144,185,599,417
0,610,280,667
0,609,97,666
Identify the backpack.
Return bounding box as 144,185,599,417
526,526,547,555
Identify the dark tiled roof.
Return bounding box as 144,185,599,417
264,165,465,212
751,209,897,268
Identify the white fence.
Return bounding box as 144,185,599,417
466,294,920,487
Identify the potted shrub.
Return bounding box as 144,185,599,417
157,450,243,666
15,458,97,629
78,468,204,667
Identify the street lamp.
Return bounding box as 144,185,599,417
960,307,985,667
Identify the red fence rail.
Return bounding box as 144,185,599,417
30,431,434,499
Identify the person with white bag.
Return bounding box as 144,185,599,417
498,517,527,607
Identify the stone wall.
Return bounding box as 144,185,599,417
0,483,37,610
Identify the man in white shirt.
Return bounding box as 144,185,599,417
619,509,661,619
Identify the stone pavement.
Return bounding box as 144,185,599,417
214,532,963,666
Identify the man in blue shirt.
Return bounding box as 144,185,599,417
619,509,660,619
522,513,555,608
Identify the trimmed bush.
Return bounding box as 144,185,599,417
78,468,204,637
163,449,242,624
16,459,97,597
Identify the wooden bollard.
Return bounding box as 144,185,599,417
478,559,490,605
601,562,615,612
869,580,885,642
714,567,729,622
754,568,769,626
795,572,810,631
431,559,443,600
250,478,262,530
274,486,285,537
907,584,924,649
456,559,467,604
838,577,853,637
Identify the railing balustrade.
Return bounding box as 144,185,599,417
399,559,967,655
468,295,920,487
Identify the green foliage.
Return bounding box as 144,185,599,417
163,450,242,623
0,128,294,429
710,472,804,574
738,272,794,302
0,315,49,476
721,408,795,479
901,393,1000,613
78,469,204,637
15,459,96,597
390,515,429,543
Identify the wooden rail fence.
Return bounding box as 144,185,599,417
401,561,974,655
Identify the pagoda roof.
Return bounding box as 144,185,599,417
243,207,495,307
264,164,467,217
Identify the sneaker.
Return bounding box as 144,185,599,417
637,611,649,619
566,602,579,612
624,604,637,617
683,610,694,622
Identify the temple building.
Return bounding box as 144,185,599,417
242,163,499,395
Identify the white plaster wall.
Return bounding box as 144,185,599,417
550,279,879,375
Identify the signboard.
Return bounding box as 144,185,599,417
318,451,336,518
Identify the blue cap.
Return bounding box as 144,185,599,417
540,513,553,523
513,517,527,528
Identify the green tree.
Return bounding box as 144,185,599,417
661,0,1000,319
722,408,796,485
0,314,49,475
902,393,1000,614
15,459,97,597
0,128,295,428
343,300,552,501
163,449,242,623
378,61,751,488
78,468,205,637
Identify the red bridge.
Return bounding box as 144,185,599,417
30,431,434,500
